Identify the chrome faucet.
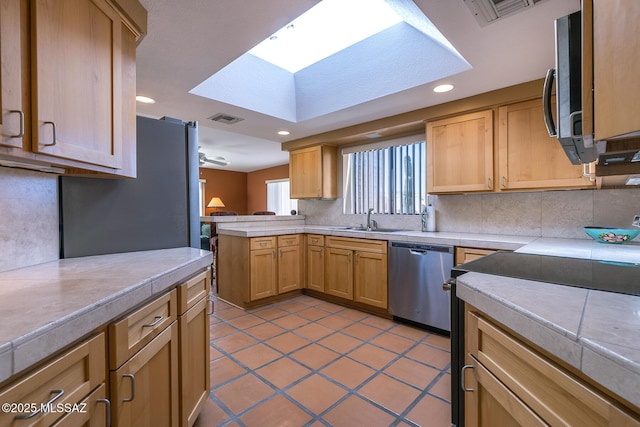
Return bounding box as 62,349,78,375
366,208,374,231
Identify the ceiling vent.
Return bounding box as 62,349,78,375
464,0,543,26
207,113,244,125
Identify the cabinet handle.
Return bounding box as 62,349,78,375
142,315,163,328
279,248,283,258
461,364,475,392
42,121,57,146
486,177,492,189
207,296,215,315
96,398,112,427
501,176,506,188
123,373,136,402
272,250,276,259
355,253,359,263
14,389,64,419
8,110,24,138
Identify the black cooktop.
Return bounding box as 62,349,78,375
452,251,640,296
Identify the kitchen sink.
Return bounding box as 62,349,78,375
328,226,408,233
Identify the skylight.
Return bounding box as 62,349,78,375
248,0,403,73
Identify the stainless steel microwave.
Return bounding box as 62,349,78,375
543,10,599,165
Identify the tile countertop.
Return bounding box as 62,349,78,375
457,270,640,411
0,247,213,384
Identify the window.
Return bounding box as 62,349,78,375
267,179,298,215
344,138,426,215
198,179,206,216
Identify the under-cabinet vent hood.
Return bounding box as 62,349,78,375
595,139,640,187
464,0,544,26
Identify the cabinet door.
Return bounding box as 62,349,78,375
427,110,494,193
498,99,594,190
0,0,27,149
111,322,179,427
290,146,323,198
324,247,353,300
179,298,210,427
31,0,124,168
249,248,277,301
51,383,109,427
353,251,387,309
593,0,640,140
306,245,325,292
278,244,302,294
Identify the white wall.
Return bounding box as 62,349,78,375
0,167,59,272
299,188,640,239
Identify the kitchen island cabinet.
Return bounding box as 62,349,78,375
306,234,325,292
464,305,640,427
0,0,146,177
277,234,303,293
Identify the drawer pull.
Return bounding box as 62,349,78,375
123,374,136,402
207,296,215,315
142,315,163,328
14,389,64,419
96,398,111,427
461,364,475,392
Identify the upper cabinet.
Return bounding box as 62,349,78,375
0,0,145,177
289,145,338,199
427,110,494,194
588,0,640,141
497,98,595,190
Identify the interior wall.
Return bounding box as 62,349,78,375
199,168,248,215
247,164,289,214
0,167,59,272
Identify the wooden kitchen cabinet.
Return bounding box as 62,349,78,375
464,306,640,427
0,0,144,177
497,98,595,190
177,269,210,427
250,237,278,301
289,145,338,199
455,247,499,266
427,110,494,194
588,0,640,141
0,333,106,426
277,234,303,294
324,236,388,309
111,322,179,427
306,234,325,292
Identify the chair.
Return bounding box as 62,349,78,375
208,211,238,216
253,211,276,215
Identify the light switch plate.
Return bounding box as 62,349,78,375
633,215,640,227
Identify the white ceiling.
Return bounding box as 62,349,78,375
135,0,581,172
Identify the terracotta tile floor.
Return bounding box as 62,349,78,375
195,295,452,427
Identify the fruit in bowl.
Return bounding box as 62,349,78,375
583,227,640,244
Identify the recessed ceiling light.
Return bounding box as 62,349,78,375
277,130,290,136
136,95,156,104
433,84,454,93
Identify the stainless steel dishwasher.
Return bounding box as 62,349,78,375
388,242,454,333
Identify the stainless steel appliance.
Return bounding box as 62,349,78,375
388,242,453,333
447,251,640,427
543,10,599,165
59,116,200,257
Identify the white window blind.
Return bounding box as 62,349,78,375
344,139,426,215
267,179,298,215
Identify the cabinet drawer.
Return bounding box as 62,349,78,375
177,269,210,315
278,234,300,247
306,234,324,247
250,236,276,250
0,333,105,426
455,247,497,265
325,236,387,254
468,311,640,427
51,383,108,427
109,290,177,369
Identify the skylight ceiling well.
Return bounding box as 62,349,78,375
248,0,403,73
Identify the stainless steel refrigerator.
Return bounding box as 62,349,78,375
59,116,200,258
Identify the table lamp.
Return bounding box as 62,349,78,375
207,197,225,213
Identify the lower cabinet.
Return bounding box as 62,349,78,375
455,247,499,266
306,235,325,292
277,235,303,294
0,333,106,426
464,305,640,427
324,236,388,309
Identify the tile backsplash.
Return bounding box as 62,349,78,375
299,188,640,239
0,167,59,272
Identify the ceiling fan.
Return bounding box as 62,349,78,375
198,150,230,167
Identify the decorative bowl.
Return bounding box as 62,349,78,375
583,227,640,244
